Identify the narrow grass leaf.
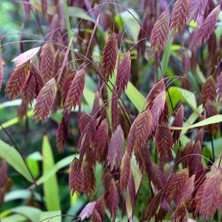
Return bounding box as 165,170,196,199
0,139,33,182
42,135,61,211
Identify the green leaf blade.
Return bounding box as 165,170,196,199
42,135,61,211
0,139,33,182
125,81,146,111
36,154,76,186
40,211,61,222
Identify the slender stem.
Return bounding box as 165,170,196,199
210,133,215,162
33,10,44,36
63,0,76,70
167,89,174,111
157,58,174,111
218,154,222,169
148,178,154,197
57,36,73,83
85,13,100,58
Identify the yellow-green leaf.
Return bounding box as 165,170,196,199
167,87,197,113
36,154,76,186
0,139,33,182
170,115,222,130
42,135,60,211
125,81,146,111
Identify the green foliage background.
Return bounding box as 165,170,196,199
0,0,222,221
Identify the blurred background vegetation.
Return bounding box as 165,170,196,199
0,0,222,221
0,1,87,221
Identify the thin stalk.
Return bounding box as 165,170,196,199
218,154,222,168
210,133,215,162
85,13,100,58
148,178,154,197
157,58,174,111
63,0,76,70
57,35,73,83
